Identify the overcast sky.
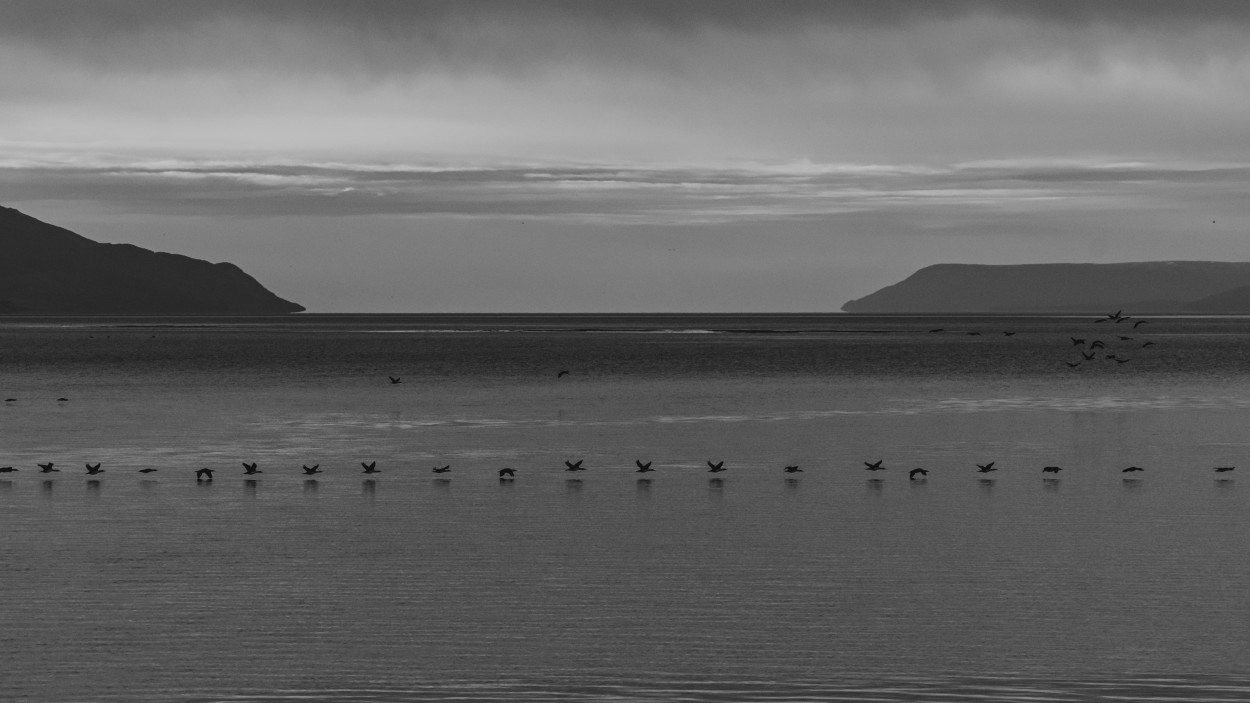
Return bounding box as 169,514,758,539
4,0,1250,312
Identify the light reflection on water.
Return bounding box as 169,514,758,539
2,316,1250,701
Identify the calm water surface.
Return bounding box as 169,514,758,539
1,314,1249,702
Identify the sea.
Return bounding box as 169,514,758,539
2,313,1249,702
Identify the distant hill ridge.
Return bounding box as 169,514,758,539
842,262,1250,314
0,206,303,314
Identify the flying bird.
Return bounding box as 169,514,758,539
195,468,214,481
38,462,57,473
909,468,928,479
966,331,981,336
707,461,727,473
928,328,945,333
361,461,379,474
1118,336,1133,341
3,398,15,402
1003,331,1016,336
388,376,402,384
1141,341,1156,348
976,462,996,473
635,460,654,473
1071,338,1086,346
1122,466,1144,473
432,465,451,474
56,397,69,402
1089,341,1106,349
557,370,570,378
0,467,17,473
1081,351,1096,360
1042,466,1063,474
1065,361,1081,368
864,460,885,471
84,463,103,475
1114,358,1132,364
138,468,158,474
302,464,322,475
1133,320,1148,328
783,465,802,473
564,459,586,472
242,462,262,475
498,468,516,477
1214,466,1236,473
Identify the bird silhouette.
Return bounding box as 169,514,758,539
1118,336,1133,341
361,461,379,474
84,463,103,475
966,331,981,336
1090,341,1106,349
1003,331,1016,336
1141,341,1156,347
56,397,69,402
1214,466,1236,473
3,398,15,402
432,465,451,474
0,466,17,473
498,468,516,477
1071,338,1086,346
1065,361,1081,368
1133,320,1148,328
137,468,158,474
976,462,996,473
1081,351,1096,360
1042,466,1063,474
864,460,885,471
783,465,802,473
1114,358,1131,364
302,464,322,475
635,460,654,473
1122,466,1144,473
564,459,586,471
909,468,928,479
388,376,402,384
195,468,214,481
242,462,262,475
928,328,945,333
557,370,570,378
707,461,727,473
38,462,57,473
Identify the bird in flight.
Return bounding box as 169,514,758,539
557,370,570,378
1003,331,1016,336
635,460,654,473
138,468,158,474
84,463,103,475
909,468,928,479
242,462,262,475
0,466,17,473
38,462,57,473
1081,351,1096,361
361,461,379,474
432,465,451,474
1114,358,1132,364
1122,466,1144,473
1065,361,1081,368
707,461,726,473
928,328,945,333
1042,466,1062,474
864,460,885,471
783,465,802,473
195,468,214,481
388,376,402,384
1118,336,1133,341
1141,341,1156,348
564,459,586,472
57,397,69,402
976,462,996,473
1133,320,1148,328
1089,340,1106,349
1214,466,1235,473
3,398,15,402
1071,338,1086,346
498,468,516,477
302,464,322,475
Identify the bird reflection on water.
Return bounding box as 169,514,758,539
86,480,101,498
40,480,53,497
978,478,995,493
362,479,376,499
303,480,319,495
244,479,258,497
1215,478,1235,489
1043,478,1061,492
635,478,652,496
866,478,884,493
433,478,451,488
565,478,583,494
784,478,799,489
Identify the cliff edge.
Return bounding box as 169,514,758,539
0,206,303,314
841,262,1250,313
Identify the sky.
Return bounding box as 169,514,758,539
3,0,1250,312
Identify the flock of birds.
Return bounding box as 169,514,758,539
0,458,1236,481
926,308,1158,368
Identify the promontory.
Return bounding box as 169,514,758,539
0,206,303,314
841,262,1250,314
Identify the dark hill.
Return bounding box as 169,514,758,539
842,262,1250,313
0,206,303,313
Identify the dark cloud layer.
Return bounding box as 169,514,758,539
7,0,1250,39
